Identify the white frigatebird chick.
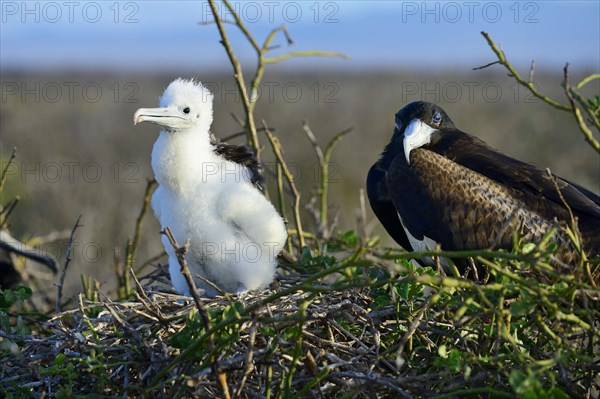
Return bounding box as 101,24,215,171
134,78,287,297
367,101,600,271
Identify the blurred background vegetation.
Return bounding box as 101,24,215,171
1,70,599,298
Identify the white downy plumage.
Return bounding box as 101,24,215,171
134,78,287,297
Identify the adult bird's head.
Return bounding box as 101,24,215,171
134,78,214,134
394,101,455,164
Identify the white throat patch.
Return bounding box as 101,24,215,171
403,118,437,164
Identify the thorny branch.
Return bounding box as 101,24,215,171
478,31,600,155
477,31,571,111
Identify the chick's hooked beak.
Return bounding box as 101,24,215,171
133,107,189,130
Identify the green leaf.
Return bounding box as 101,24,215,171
337,230,359,247
549,282,569,295
434,347,464,373
223,302,244,321
55,353,66,366
510,299,534,317
547,386,570,399
509,370,544,398
299,247,313,264
0,286,32,309
0,290,17,309
282,326,302,341
395,279,423,301
171,328,193,349
260,326,276,337
438,345,448,358
14,286,32,301
369,287,391,309
522,243,536,254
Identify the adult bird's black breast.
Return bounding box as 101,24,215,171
367,101,600,266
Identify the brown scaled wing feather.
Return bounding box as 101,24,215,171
387,148,579,263
432,130,600,257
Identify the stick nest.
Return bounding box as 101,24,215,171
1,264,599,398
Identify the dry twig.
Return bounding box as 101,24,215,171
263,122,305,251
55,215,82,313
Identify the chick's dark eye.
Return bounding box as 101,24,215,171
432,111,442,125
183,107,190,114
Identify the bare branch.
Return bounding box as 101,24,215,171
160,226,229,398
0,147,17,194
263,122,305,251
126,179,158,271
0,229,58,272
479,31,571,111
264,50,349,64
472,60,500,70
0,196,20,229
207,0,260,162
575,74,600,90
528,59,535,83
55,215,83,313
160,227,209,324
563,64,600,154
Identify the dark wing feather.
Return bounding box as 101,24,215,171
434,131,600,219
385,152,452,249
366,162,412,251
388,148,579,261
430,130,600,255
211,134,265,190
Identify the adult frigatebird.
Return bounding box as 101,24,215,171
367,101,600,269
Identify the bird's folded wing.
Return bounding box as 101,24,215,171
441,132,600,219
366,163,412,251
211,136,265,190
387,148,570,252
217,185,285,246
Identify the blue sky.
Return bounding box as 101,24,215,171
1,1,599,71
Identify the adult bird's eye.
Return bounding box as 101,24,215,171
432,111,442,125
183,107,190,114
